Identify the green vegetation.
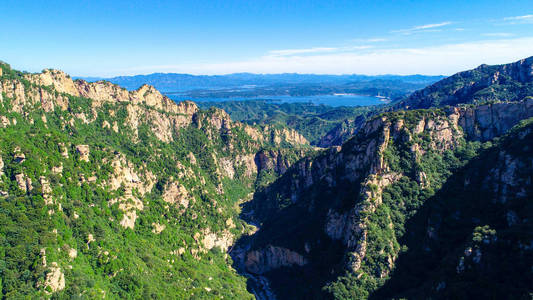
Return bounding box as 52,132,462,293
396,57,533,109
0,94,259,298
240,107,533,299
0,66,312,299
1,58,532,299
198,100,381,145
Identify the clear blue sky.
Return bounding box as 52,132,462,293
1,0,532,76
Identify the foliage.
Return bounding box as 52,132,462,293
197,100,380,145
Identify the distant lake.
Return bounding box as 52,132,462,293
166,94,387,107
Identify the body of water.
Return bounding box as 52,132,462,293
166,94,387,107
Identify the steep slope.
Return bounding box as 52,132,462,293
316,115,368,147
371,118,533,299
0,62,313,298
396,56,533,109
318,56,533,149
237,100,533,299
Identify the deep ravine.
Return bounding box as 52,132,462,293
230,216,277,300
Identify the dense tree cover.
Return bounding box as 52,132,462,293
0,65,312,299
371,117,533,299
0,94,259,298
395,56,533,109
197,100,380,145
237,107,532,299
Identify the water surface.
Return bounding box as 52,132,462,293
166,94,387,107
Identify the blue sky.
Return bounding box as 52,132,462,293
1,0,532,76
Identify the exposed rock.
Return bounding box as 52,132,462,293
66,246,77,260
27,69,80,97
201,228,233,252
40,176,54,205
162,181,190,211
87,233,95,248
116,195,143,229
58,143,68,158
187,152,197,165
245,245,307,274
76,145,90,162
0,116,10,127
451,99,533,142
43,262,65,293
220,158,235,179
226,218,236,229
152,222,166,234
105,155,155,229
13,148,25,163
15,173,31,192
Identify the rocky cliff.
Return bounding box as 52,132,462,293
238,100,533,298
0,62,313,299
316,115,367,148
372,118,533,299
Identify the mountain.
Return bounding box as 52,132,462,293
232,57,533,299
1,56,532,300
316,56,533,148
0,62,313,298
80,73,444,93
237,103,532,299
396,56,533,109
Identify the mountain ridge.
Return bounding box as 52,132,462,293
0,56,532,299
76,72,444,93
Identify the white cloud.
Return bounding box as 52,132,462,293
504,14,533,23
392,21,452,34
114,37,533,76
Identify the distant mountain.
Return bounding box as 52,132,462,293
78,73,445,92
396,56,533,109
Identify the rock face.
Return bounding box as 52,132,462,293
15,173,31,192
75,145,90,162
106,155,155,229
317,115,367,147
1,67,311,152
254,148,310,175
452,99,533,141
245,245,307,274
43,262,65,293
241,102,533,298
201,228,234,252
372,119,533,300
162,181,190,211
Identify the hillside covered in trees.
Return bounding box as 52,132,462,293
0,56,532,300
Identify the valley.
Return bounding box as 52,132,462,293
0,56,531,299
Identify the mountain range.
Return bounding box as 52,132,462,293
0,56,531,299
79,73,445,93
